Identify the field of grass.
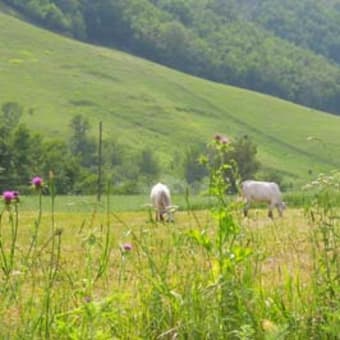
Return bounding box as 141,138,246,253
0,182,338,338
1,8,340,185
16,193,217,213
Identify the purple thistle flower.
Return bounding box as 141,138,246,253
122,243,132,252
3,191,15,203
32,176,43,188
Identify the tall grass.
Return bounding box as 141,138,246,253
0,171,338,338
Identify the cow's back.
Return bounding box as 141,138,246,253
159,190,171,209
241,180,281,202
150,183,171,208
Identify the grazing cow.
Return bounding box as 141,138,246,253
241,180,286,218
150,182,177,222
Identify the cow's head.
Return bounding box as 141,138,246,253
164,205,179,223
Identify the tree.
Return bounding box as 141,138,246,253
41,140,80,194
10,124,38,187
205,134,260,193
183,144,208,185
103,139,124,169
0,102,24,189
138,148,160,185
230,135,260,181
45,3,69,31
69,114,96,168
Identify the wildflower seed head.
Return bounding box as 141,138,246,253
221,136,229,144
84,296,92,303
49,170,54,179
12,191,20,202
214,133,230,145
214,133,222,142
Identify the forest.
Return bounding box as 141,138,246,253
4,0,340,114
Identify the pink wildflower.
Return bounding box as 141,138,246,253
122,243,132,252
3,191,15,203
32,176,43,188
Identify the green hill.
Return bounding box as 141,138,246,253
4,0,340,115
1,9,340,186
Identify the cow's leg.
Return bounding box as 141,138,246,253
268,203,274,219
276,203,283,217
160,212,165,222
243,200,250,217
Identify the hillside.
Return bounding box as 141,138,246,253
1,9,340,186
3,0,340,115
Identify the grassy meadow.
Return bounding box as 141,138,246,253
0,6,339,338
0,183,338,338
13,193,217,213
1,8,340,185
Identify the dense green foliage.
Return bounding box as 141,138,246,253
4,0,340,114
0,102,260,194
0,104,169,194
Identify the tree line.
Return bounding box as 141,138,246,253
0,102,263,195
4,0,340,114
0,102,160,194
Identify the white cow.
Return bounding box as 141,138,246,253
241,180,286,218
150,183,178,222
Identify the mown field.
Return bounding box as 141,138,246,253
1,8,340,185
0,187,338,339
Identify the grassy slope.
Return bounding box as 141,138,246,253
1,10,340,184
